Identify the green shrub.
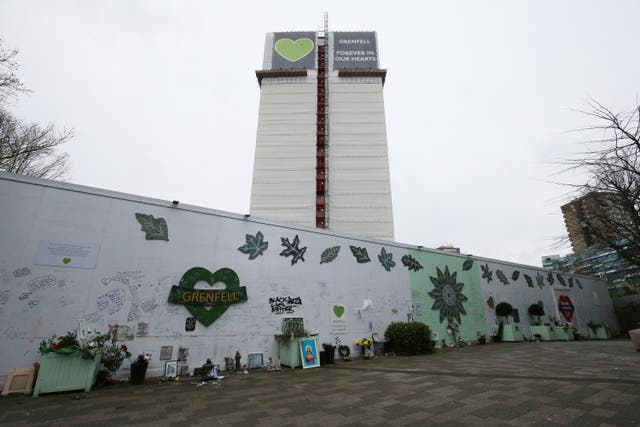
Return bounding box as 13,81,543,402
495,302,513,317
384,322,434,356
528,303,544,317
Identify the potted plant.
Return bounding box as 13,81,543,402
321,343,336,364
527,303,545,326
130,353,151,385
274,319,309,368
495,302,523,342
495,302,513,322
338,345,351,361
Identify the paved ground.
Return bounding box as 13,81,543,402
1,340,639,426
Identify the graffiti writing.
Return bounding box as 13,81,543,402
28,275,57,292
13,267,31,278
269,296,303,314
97,288,126,315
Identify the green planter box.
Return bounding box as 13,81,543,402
501,325,524,342
588,325,610,340
278,338,303,368
530,326,552,341
549,326,571,341
33,352,100,397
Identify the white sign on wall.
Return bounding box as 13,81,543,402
34,241,99,269
330,304,347,334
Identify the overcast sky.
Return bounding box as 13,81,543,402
2,0,639,267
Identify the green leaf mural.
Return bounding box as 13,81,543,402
401,254,423,272
496,270,509,285
279,235,306,265
511,271,520,281
428,266,468,324
547,271,555,286
462,259,474,271
524,274,534,288
568,277,574,288
320,246,341,264
536,273,545,289
135,213,169,241
238,231,268,260
349,246,371,263
378,247,396,271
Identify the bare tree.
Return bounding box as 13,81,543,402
0,38,71,179
563,100,640,266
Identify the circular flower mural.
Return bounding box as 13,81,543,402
428,266,468,323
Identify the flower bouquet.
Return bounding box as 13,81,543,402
355,338,374,359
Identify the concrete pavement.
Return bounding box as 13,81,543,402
1,340,639,426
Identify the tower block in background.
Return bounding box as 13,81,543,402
250,30,394,241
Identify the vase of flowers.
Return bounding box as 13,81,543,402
130,353,151,385
355,338,373,359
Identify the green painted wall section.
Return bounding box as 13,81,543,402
408,250,487,344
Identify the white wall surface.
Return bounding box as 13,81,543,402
1,173,409,383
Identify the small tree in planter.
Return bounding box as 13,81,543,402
528,303,545,326
384,322,434,356
495,302,513,321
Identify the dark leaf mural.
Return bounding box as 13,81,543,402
524,274,534,288
496,270,509,285
401,254,423,272
428,266,468,324
238,231,268,260
462,259,474,271
511,271,520,281
481,264,493,283
135,213,169,241
378,247,396,271
536,273,545,289
279,235,306,265
320,246,341,264
350,246,371,263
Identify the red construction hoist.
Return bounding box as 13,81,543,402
316,28,328,229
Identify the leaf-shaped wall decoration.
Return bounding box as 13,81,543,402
462,259,474,271
524,274,534,288
496,270,509,285
575,278,583,289
568,277,574,288
535,273,545,289
401,254,423,272
378,247,396,271
279,235,306,265
547,271,555,286
481,264,493,283
320,246,341,264
238,231,268,260
511,271,520,281
556,273,567,286
135,213,169,241
349,246,371,263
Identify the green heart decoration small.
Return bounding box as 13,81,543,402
333,305,345,318
274,38,314,62
62,258,71,264
169,267,247,327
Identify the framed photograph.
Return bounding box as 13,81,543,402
164,361,178,377
160,346,173,361
248,353,263,369
299,337,320,369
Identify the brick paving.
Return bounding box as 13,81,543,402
1,340,639,426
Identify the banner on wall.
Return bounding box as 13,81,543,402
558,295,575,322
34,241,99,269
271,32,316,69
333,31,378,69
330,304,347,334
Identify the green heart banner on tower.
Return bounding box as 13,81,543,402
271,32,316,70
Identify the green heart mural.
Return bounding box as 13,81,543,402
168,267,248,327
333,305,345,318
274,38,314,62
62,258,71,264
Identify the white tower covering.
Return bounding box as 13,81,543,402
250,30,394,240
